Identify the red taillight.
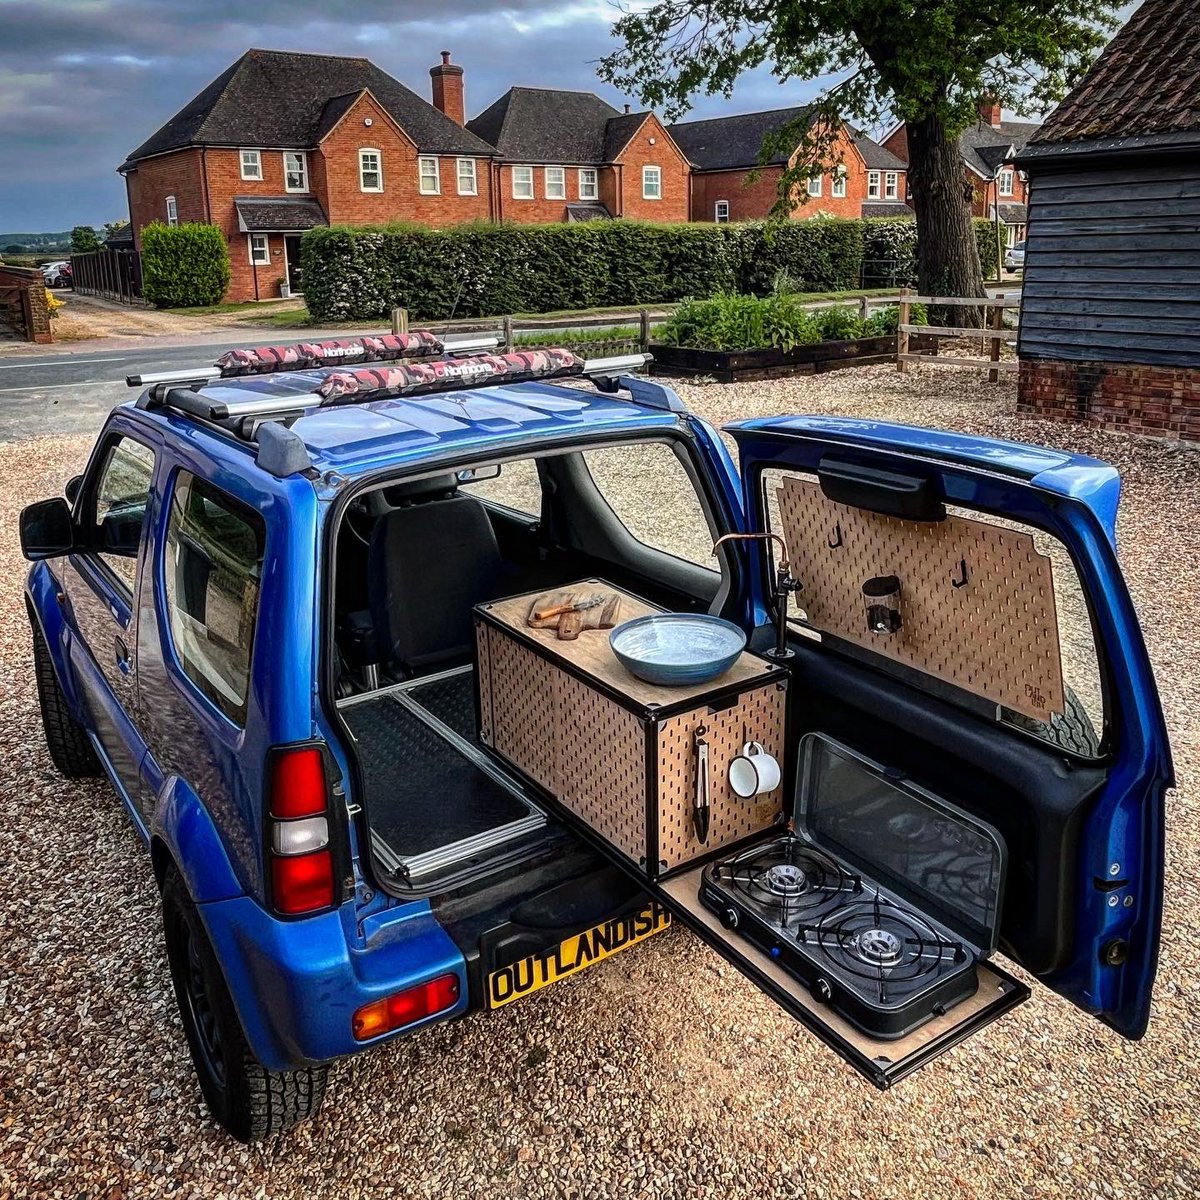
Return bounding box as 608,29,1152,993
352,974,461,1040
270,747,327,818
268,745,336,916
272,850,335,914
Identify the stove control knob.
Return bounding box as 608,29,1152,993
719,907,740,930
813,977,833,1004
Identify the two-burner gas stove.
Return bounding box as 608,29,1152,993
700,735,1008,1041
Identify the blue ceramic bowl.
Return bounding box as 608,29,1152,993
609,614,747,686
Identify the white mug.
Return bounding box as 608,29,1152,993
728,741,782,798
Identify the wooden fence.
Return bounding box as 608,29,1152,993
896,288,1020,383
70,248,145,305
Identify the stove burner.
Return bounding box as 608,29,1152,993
851,926,904,967
764,863,807,897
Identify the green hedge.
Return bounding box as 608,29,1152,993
302,217,995,322
862,218,999,288
141,222,230,308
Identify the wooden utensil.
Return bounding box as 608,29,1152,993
533,593,606,622
556,609,583,640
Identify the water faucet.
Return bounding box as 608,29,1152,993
712,532,802,660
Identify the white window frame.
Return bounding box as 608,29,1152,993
165,195,178,226
884,171,899,200
282,151,307,193
867,170,881,199
248,233,270,266
998,168,1015,197
714,200,730,224
512,165,534,200
359,148,383,193
831,166,848,198
456,158,477,196
418,156,441,196
578,167,598,200
642,164,662,200
239,149,262,181
544,166,566,200
807,174,823,197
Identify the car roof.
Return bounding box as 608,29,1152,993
139,373,689,481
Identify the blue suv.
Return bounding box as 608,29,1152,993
21,337,1172,1141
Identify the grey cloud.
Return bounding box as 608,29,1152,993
0,0,803,231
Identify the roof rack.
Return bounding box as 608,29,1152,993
125,330,501,388
139,347,653,478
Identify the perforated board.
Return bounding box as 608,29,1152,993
485,631,558,791
655,683,787,870
775,476,1064,721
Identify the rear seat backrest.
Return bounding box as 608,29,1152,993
368,491,503,674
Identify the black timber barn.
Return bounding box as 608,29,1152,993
1016,0,1200,440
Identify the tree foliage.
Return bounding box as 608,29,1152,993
70,225,101,253
600,0,1118,303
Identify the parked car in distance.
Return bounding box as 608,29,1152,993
41,260,71,288
1004,241,1026,271
20,336,1172,1143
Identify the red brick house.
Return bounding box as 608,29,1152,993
667,106,908,223
881,102,1040,247
466,88,690,223
119,49,498,302
1016,0,1200,441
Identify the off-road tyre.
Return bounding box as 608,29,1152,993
161,865,329,1142
1005,686,1100,758
31,619,101,778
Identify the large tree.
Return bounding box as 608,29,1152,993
600,1,1116,309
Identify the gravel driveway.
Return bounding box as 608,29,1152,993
1,364,1197,1199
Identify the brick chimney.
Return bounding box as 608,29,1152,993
430,50,465,125
978,96,1002,127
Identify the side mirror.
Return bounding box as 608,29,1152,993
65,474,83,505
20,497,76,561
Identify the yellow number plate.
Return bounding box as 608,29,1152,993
486,901,671,1009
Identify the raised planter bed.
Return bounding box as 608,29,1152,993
649,333,937,382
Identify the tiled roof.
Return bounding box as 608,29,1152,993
122,49,495,166
668,106,814,171
997,202,1028,224
1030,0,1200,148
565,203,613,221
958,120,1040,176
862,202,915,218
602,112,652,162
853,132,906,171
467,87,627,163
234,196,328,233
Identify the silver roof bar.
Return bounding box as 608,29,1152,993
125,332,503,388
163,351,652,422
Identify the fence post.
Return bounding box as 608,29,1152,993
391,306,409,335
639,307,651,352
896,287,911,373
988,293,1004,384
501,315,513,350
858,295,870,323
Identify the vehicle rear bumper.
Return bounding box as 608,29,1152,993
197,894,468,1071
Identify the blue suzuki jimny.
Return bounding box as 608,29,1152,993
21,334,1172,1141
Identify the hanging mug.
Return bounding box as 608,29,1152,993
728,741,782,798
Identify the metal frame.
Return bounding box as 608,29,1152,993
339,665,546,884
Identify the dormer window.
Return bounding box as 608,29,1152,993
240,149,262,181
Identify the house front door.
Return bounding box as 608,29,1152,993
283,236,304,296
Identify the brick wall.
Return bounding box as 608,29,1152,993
493,163,609,223
612,115,689,222
126,149,207,246
1018,359,1200,441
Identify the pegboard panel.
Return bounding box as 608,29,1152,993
655,682,787,871
553,670,648,864
475,622,494,745
485,632,558,791
775,476,1064,721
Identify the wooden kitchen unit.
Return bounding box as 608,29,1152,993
474,581,789,880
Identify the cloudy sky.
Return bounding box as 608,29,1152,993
0,0,838,233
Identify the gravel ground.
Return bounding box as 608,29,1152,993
1,363,1197,1199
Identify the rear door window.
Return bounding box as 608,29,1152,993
163,473,266,724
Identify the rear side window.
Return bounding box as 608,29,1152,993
163,473,266,724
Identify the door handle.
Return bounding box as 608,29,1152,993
114,636,133,676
